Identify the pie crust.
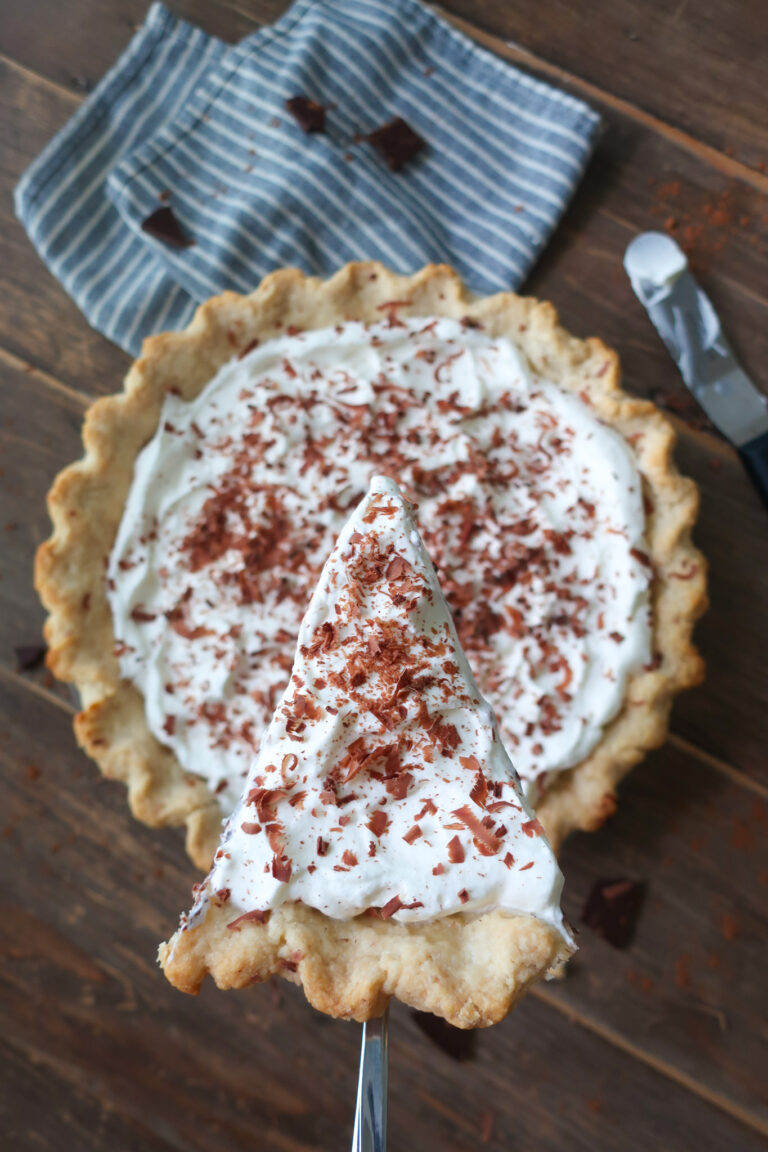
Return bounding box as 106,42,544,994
159,900,567,1027
36,262,707,873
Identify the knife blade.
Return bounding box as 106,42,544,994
624,231,768,508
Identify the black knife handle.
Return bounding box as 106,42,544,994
739,430,768,511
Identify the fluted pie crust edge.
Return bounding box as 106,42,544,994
159,900,569,1028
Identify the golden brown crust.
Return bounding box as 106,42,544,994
36,261,706,868
158,900,569,1028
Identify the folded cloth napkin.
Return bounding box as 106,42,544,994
15,0,600,356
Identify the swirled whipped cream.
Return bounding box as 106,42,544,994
186,477,570,931
109,316,651,814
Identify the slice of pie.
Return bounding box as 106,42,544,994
159,475,573,1026
35,263,706,868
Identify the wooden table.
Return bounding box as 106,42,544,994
2,2,767,1148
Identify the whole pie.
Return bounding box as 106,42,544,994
36,263,706,871
160,476,574,1026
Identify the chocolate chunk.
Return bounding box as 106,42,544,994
14,644,47,672
141,206,195,249
285,95,326,134
411,1011,476,1061
581,878,645,948
367,117,426,172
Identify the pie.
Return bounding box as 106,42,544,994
159,475,573,1026
36,263,706,871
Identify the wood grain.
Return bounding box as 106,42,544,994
0,1039,181,1152
2,677,766,1151
0,58,130,389
2,1,768,1148
0,0,279,91
439,0,768,174
553,739,768,1128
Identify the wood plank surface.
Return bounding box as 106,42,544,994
2,677,766,1152
2,1,768,1149
0,1040,181,1152
441,0,768,174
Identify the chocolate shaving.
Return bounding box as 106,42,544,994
447,835,465,864
130,607,156,623
380,895,403,918
226,908,270,930
141,205,195,249
453,805,503,856
469,771,488,808
403,824,422,845
367,116,426,172
238,338,260,360
271,854,292,883
367,810,389,837
581,877,645,949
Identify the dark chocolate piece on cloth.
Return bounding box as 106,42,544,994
367,117,426,172
141,206,195,249
285,95,326,134
581,878,646,949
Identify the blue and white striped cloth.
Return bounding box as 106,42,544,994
15,0,600,356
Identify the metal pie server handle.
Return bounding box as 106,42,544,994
351,1006,389,1152
740,431,768,511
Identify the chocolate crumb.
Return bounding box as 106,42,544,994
581,878,645,948
14,644,47,672
285,95,326,134
238,338,260,360
367,116,426,172
141,206,195,249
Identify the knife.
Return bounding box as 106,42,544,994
624,231,768,509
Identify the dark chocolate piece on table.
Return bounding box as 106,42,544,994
581,877,646,949
14,644,47,672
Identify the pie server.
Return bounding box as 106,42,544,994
351,1006,388,1152
624,232,768,508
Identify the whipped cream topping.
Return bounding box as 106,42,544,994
108,316,651,813
185,477,570,931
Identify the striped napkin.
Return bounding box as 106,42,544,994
15,0,600,356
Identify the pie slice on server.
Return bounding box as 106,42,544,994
160,476,574,1027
